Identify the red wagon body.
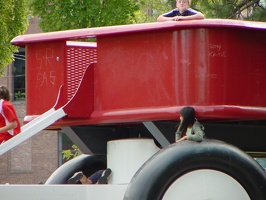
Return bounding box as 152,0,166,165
11,19,266,127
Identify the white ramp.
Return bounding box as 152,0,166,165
0,107,66,156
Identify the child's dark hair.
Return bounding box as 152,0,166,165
0,86,11,101
177,106,195,136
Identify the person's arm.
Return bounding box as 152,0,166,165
157,11,204,22
173,12,204,21
0,120,17,133
157,15,175,22
176,135,188,142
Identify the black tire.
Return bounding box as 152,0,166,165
45,154,106,184
124,139,266,200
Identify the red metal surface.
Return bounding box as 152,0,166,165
11,19,266,46
26,41,65,115
92,25,266,123
12,19,266,125
63,63,94,118
96,27,266,109
25,41,97,118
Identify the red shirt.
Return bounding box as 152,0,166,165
0,99,21,136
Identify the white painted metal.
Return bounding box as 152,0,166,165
107,138,160,184
162,169,250,200
21,108,56,132
0,107,67,156
0,184,127,200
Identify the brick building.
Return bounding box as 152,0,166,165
0,16,62,184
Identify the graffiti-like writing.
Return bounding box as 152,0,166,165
180,58,191,65
36,71,56,87
209,43,227,57
35,48,56,87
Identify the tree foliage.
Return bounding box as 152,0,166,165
62,144,80,161
31,0,140,31
31,0,266,33
135,0,172,23
192,0,266,21
141,0,266,22
0,0,28,74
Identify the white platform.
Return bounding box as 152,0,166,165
0,184,127,200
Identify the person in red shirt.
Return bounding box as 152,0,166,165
0,86,21,144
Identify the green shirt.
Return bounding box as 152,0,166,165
175,119,205,142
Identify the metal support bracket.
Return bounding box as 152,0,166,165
143,121,170,148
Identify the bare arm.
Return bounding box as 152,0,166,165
0,120,17,133
157,15,175,22
176,135,188,142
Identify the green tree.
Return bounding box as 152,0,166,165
135,0,172,23
193,0,266,21
31,0,140,31
0,0,28,74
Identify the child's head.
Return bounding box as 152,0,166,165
0,86,11,101
176,0,191,12
176,106,195,136
180,106,195,125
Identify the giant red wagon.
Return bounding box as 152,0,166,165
1,19,266,199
